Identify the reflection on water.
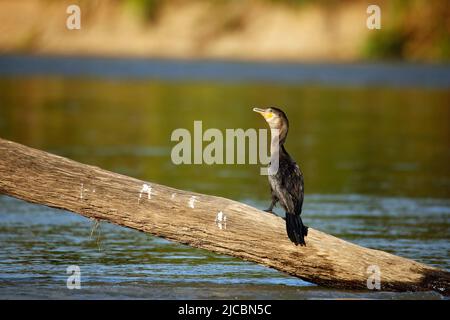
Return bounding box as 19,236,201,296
1,77,449,199
0,62,449,299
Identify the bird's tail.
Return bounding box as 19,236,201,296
285,213,308,246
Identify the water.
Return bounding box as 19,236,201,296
0,56,449,299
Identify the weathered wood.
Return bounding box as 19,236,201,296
0,137,448,295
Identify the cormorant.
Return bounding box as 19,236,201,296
253,107,308,246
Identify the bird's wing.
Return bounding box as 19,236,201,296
285,162,304,215
272,161,304,215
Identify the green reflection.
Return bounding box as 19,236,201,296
0,77,449,199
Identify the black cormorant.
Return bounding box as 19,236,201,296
253,107,308,246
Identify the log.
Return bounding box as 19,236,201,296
0,137,448,295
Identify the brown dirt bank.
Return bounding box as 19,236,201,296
0,0,448,62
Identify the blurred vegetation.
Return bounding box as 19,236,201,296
363,0,450,61
119,0,449,62
268,0,342,7
124,0,163,21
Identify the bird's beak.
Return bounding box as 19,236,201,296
253,108,266,114
253,107,273,120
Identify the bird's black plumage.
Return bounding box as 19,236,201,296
253,107,308,246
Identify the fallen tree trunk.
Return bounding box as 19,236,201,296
0,137,448,296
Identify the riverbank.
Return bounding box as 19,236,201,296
0,0,448,62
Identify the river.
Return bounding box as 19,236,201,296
0,55,449,299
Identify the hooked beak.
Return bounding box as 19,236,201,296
253,108,266,114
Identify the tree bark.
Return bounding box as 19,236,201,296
0,137,448,295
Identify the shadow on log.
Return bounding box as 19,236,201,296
0,138,449,296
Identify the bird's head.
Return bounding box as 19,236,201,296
253,107,289,131
253,107,289,144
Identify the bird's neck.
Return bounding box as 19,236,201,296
270,128,288,158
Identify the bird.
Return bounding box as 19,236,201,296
253,107,308,246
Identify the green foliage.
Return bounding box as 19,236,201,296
124,0,163,21
266,0,338,7
362,0,450,61
436,34,450,61
363,28,408,60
